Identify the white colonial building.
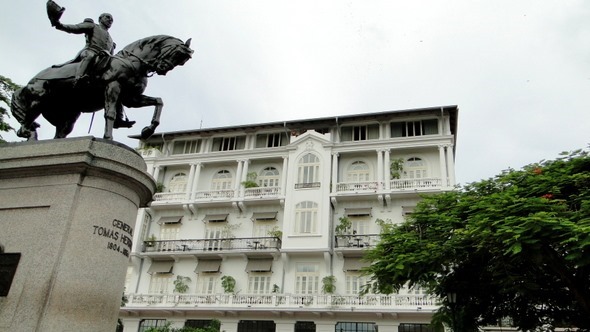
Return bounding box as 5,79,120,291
119,105,458,332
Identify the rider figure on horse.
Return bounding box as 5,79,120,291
54,13,115,87
51,9,135,128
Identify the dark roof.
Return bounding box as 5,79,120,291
130,105,458,141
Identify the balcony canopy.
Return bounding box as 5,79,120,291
345,208,372,217
245,259,273,272
343,258,370,271
203,214,228,222
157,216,183,224
195,259,222,273
251,212,277,221
147,261,174,274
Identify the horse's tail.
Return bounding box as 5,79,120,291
11,87,40,139
10,87,27,125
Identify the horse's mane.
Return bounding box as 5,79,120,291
116,35,182,56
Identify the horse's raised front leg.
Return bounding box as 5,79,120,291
103,81,121,140
123,94,163,140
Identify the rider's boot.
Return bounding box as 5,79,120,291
114,116,136,129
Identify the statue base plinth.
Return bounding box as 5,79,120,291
0,137,154,332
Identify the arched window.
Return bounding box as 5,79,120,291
295,201,318,234
168,173,187,192
211,170,232,190
258,166,280,187
296,153,320,188
404,157,427,179
346,161,370,182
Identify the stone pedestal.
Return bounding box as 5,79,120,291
0,137,155,332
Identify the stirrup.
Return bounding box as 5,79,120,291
114,118,136,128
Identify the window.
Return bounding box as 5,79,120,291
404,157,427,179
139,319,167,332
345,272,371,295
258,167,280,187
185,320,214,329
256,132,289,148
248,273,271,294
346,161,370,182
340,124,379,142
149,274,171,294
205,225,224,250
158,223,180,251
295,263,319,294
238,320,276,332
296,153,320,188
295,321,316,332
335,322,377,332
295,201,318,234
196,274,218,294
213,136,246,151
168,173,187,193
399,324,436,332
172,139,200,154
212,170,232,190
391,119,438,137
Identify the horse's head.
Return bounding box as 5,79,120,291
153,37,194,76
120,35,194,76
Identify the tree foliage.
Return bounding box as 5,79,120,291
0,74,19,142
364,149,590,331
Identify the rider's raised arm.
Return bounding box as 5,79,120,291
54,18,94,34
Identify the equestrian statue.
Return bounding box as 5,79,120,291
11,1,193,140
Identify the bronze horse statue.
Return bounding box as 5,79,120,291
11,35,193,140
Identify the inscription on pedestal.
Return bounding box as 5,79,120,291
92,219,134,258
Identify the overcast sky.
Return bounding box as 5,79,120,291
1,1,589,185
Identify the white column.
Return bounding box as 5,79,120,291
281,156,289,196
152,165,162,183
185,163,196,200
316,321,337,332
446,144,456,186
275,321,296,332
220,319,239,332
331,153,339,193
384,149,391,190
121,318,140,332
439,145,448,188
377,150,384,190
191,163,203,199
377,322,400,332
240,159,250,197
234,160,244,196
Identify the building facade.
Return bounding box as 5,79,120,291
119,106,458,332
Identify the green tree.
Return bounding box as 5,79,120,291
0,74,20,142
364,149,590,331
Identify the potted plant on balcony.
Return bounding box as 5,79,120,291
390,158,405,179
241,172,259,188
145,234,157,248
335,216,352,236
322,275,337,294
221,275,237,294
173,275,192,293
155,182,165,193
267,226,283,239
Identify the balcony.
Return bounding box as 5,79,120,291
336,181,379,193
151,187,284,210
334,234,380,258
389,177,442,190
141,236,281,258
123,292,438,311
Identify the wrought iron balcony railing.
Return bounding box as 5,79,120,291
142,236,281,253
334,234,380,248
